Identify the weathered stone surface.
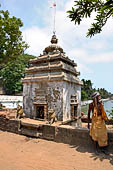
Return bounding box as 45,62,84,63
0,115,19,134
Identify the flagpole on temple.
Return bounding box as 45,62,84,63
53,2,56,35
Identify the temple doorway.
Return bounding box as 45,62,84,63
71,104,78,119
74,105,77,117
36,106,44,119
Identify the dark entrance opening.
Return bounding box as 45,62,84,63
36,106,44,119
74,105,77,117
71,105,78,119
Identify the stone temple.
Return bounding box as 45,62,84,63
22,34,83,125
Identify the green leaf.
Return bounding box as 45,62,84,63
67,0,112,37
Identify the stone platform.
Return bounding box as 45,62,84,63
0,110,113,152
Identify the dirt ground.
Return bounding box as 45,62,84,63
0,131,113,170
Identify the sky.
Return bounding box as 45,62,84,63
0,0,113,93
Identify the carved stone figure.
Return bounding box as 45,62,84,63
48,108,57,125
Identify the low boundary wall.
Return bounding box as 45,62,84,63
0,115,113,151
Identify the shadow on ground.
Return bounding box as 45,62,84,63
69,135,113,166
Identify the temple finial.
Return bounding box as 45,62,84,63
51,34,58,44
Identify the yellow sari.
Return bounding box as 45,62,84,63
90,104,108,147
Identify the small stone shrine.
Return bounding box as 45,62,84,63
22,34,83,125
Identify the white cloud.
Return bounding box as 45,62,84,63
88,53,113,63
77,62,93,74
22,27,50,56
68,49,87,62
68,48,113,64
83,40,108,51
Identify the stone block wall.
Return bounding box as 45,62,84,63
23,80,82,122
23,81,64,120
0,116,113,151
42,126,113,150
63,81,81,124
54,127,91,146
0,115,19,134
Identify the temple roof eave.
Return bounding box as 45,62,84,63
29,55,77,67
22,75,83,85
25,66,80,77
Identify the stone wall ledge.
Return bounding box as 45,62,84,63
0,116,113,151
81,117,113,125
